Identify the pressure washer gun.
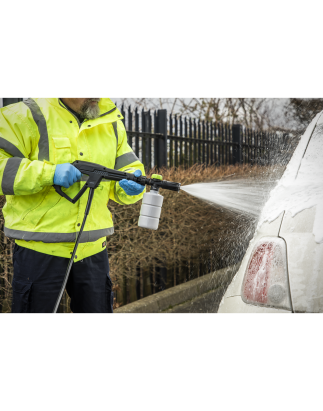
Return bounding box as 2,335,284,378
52,160,181,313
54,161,180,200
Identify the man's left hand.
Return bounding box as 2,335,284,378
119,170,145,196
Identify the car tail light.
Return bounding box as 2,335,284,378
241,237,292,310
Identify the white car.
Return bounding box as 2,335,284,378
218,112,323,313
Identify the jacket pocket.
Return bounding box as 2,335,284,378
52,137,72,164
12,279,32,313
23,187,61,228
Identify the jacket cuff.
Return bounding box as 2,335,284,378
115,181,145,204
43,162,56,186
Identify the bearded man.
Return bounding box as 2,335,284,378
0,98,145,313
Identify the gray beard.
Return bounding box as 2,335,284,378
79,98,101,119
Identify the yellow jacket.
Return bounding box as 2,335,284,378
0,98,145,261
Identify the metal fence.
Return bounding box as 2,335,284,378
118,105,293,170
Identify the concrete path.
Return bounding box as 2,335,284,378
115,263,240,313
161,288,223,314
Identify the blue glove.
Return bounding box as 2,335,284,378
119,169,145,196
54,163,82,189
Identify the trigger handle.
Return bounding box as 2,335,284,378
53,185,75,203
53,184,89,204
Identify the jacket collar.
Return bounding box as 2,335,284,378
45,98,123,123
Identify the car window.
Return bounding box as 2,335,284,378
297,124,323,182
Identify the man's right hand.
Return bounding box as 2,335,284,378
53,164,82,189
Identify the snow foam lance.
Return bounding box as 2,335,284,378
138,174,180,230
137,173,180,230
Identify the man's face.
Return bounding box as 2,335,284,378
62,98,101,119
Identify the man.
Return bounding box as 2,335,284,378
0,98,145,313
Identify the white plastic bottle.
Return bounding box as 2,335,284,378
138,189,164,230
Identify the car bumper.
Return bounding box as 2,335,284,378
218,295,292,313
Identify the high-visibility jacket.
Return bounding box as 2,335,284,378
0,98,145,261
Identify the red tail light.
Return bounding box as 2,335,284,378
241,237,292,310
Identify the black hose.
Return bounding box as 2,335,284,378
52,187,95,313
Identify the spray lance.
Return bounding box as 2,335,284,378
52,160,181,313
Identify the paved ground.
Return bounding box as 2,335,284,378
115,264,240,313
161,288,223,314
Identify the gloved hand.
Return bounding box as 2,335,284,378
119,170,145,196
54,163,82,189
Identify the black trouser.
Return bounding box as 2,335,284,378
11,244,113,313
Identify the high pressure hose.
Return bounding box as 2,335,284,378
52,188,95,313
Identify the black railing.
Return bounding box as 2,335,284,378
119,105,294,170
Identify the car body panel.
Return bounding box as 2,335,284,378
276,112,321,184
218,111,323,313
218,296,290,313
280,207,323,312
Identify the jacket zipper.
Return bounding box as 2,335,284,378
58,99,117,128
58,99,84,128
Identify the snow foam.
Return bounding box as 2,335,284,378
259,112,323,244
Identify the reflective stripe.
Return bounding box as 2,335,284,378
1,157,22,195
23,99,49,161
112,122,118,154
0,137,25,158
114,151,139,170
4,227,114,243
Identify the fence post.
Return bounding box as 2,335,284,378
155,109,167,168
134,107,139,158
142,110,151,170
127,106,132,147
232,124,242,165
120,104,126,127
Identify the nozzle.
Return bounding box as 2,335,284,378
138,175,181,192
158,180,181,192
